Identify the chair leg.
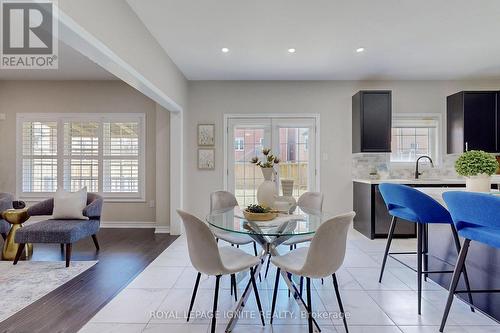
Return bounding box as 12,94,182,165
270,267,280,324
264,254,272,278
440,239,471,332
417,223,423,315
299,276,304,297
423,224,429,282
333,273,349,333
321,278,324,285
306,277,313,333
13,243,26,265
91,234,100,251
211,275,221,333
288,272,292,297
65,243,72,267
250,267,265,326
379,216,397,283
60,243,64,252
216,238,219,243
450,225,474,312
187,272,201,322
231,274,237,302
290,245,293,251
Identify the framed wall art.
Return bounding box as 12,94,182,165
198,124,215,146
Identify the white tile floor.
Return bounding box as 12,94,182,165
79,228,499,333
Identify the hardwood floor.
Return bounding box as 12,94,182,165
0,228,177,333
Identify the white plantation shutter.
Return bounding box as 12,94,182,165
63,121,100,192
21,121,58,192
17,114,145,200
103,122,140,193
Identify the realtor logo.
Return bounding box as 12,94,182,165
1,0,58,69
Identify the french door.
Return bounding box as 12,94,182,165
226,116,318,207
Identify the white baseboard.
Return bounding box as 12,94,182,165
101,221,156,229
154,226,170,234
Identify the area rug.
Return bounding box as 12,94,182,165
0,260,97,322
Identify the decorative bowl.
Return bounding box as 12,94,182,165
243,210,277,221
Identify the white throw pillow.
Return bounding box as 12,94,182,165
52,187,89,220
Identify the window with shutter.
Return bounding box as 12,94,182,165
17,114,145,201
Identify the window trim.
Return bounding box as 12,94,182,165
390,113,442,168
16,113,146,202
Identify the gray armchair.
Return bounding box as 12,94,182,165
14,193,103,267
0,193,25,240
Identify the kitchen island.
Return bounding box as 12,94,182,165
352,178,469,239
418,187,500,322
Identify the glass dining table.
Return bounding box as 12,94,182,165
206,207,334,333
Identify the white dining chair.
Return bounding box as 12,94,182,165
210,191,258,250
270,211,355,333
177,210,265,333
264,192,324,279
210,190,262,287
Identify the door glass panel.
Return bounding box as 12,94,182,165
277,127,310,198
234,128,265,206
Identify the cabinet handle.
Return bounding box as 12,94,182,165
465,142,469,151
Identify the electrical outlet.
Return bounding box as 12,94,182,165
0,113,6,121
149,200,155,208
322,153,329,161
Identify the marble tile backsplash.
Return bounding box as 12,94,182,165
352,153,460,179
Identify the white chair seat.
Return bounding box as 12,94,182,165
219,246,260,275
213,229,254,245
271,247,308,276
282,234,313,246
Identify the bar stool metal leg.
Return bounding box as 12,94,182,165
450,225,474,312
440,239,471,332
417,223,423,315
379,217,397,283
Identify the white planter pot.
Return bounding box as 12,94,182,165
257,168,277,208
465,174,491,192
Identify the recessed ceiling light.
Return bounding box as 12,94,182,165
221,47,229,53
288,48,296,53
356,47,365,53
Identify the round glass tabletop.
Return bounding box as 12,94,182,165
206,207,335,237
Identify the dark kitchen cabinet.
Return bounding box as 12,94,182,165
447,91,499,153
352,90,392,153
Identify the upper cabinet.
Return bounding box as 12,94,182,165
447,91,499,154
352,90,392,153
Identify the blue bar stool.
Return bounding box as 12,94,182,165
440,191,500,332
378,183,474,315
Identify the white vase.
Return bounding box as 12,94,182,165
465,174,491,192
277,179,297,213
257,168,277,208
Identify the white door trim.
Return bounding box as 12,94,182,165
223,113,321,195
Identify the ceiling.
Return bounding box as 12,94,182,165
127,0,500,80
0,42,116,80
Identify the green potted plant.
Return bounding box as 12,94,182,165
455,150,499,192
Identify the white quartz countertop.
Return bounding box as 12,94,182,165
353,176,500,185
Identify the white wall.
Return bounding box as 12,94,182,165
185,80,500,218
